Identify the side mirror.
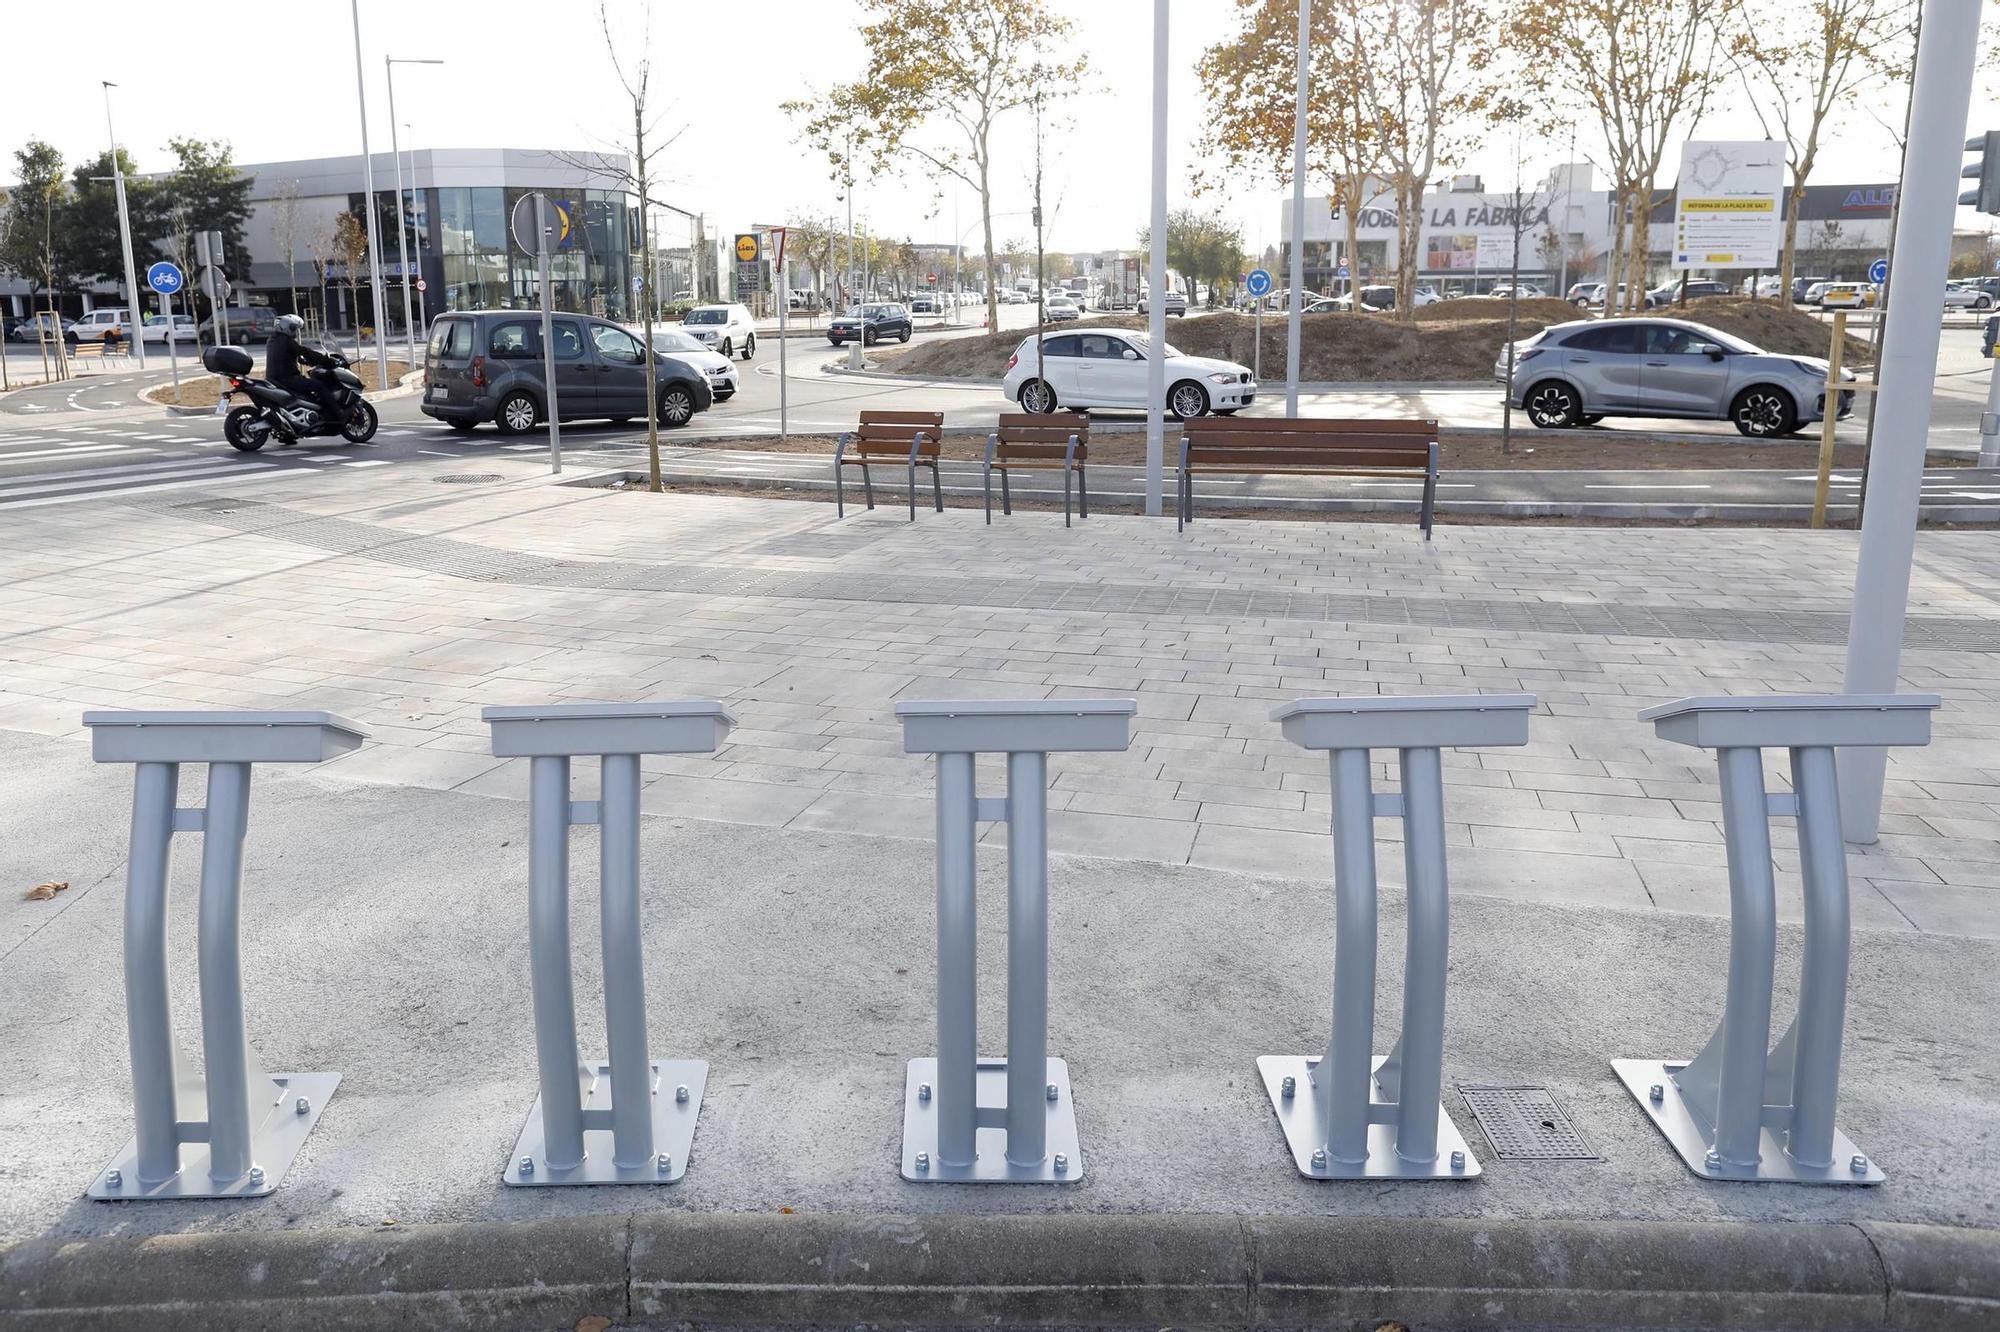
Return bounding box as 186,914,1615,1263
1706,348,1725,362
1123,348,1139,360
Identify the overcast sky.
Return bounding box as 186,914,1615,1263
7,0,1997,257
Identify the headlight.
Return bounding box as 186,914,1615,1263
1207,372,1237,384
1790,360,1828,376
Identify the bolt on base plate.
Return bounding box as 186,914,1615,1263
88,1071,340,1201
1613,1058,1884,1185
503,1059,705,1187
1257,1055,1480,1180
900,1057,1082,1183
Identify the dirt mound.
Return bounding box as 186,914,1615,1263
883,296,1866,384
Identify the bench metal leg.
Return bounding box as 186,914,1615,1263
1787,744,1848,1169
835,464,845,518
1321,746,1378,1165
1000,468,1012,516
1005,750,1050,1167
1389,746,1448,1165
862,461,876,511
600,753,654,1168
1062,467,1072,527
196,761,262,1186
1077,465,1089,520
931,460,943,513
907,458,918,521
984,464,993,524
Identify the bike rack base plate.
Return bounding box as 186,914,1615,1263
88,1071,341,1201
1258,1054,1480,1180
1613,1058,1884,1185
900,1057,1082,1183
503,1059,706,1187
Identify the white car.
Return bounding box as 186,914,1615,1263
1002,329,1256,420
642,326,739,401
1944,284,1995,311
1044,296,1082,322
139,314,198,345
70,308,134,343
679,303,757,360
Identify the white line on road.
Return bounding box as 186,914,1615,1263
0,458,255,500
0,464,299,511
1583,483,1715,491
0,444,140,464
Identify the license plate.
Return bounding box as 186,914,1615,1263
429,385,447,400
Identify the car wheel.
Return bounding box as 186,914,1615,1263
1168,380,1209,421
234,332,250,347
742,334,755,360
447,419,477,432
1019,378,1058,414
829,337,843,346
717,338,732,358
495,391,539,435
224,406,270,452
900,327,911,342
658,386,696,428
1978,296,1994,311
863,329,876,345
1525,381,1583,429
1732,386,1798,438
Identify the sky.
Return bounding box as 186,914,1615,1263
5,0,1997,259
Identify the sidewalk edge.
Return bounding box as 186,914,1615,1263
3,1212,1993,1331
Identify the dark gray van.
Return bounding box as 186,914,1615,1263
420,310,712,433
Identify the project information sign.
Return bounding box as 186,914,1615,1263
1673,140,1783,269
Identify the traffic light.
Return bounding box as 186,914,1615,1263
1962,131,2000,214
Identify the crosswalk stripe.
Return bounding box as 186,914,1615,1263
0,465,301,511
0,444,140,464
0,456,242,494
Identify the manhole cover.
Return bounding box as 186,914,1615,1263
433,473,505,485
169,497,244,512
1459,1086,1598,1160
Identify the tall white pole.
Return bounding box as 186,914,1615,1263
1285,0,1309,415
1145,0,1168,517
1979,355,2000,468
102,83,147,369
350,0,392,386
1836,0,1982,842
386,62,415,369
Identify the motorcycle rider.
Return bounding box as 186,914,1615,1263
265,314,346,430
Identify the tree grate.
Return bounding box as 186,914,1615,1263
433,474,505,485
1459,1086,1598,1161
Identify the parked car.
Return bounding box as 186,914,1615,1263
139,313,199,344
1135,290,1188,316
1330,284,1397,312
420,310,712,433
69,308,133,343
1303,298,1342,314
1044,295,1082,322
197,306,281,345
8,312,70,343
1486,284,1544,300
1803,281,1833,306
1738,275,1784,298
1943,284,1994,310
1644,279,1732,306
1791,276,1832,303
1496,317,1853,438
640,325,738,401
910,294,939,315
1819,283,1877,310
679,303,756,359
828,302,913,346
1002,329,1256,420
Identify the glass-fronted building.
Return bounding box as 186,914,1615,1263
232,148,644,333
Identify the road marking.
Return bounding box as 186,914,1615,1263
343,459,394,468
418,449,457,457
0,444,141,464
0,465,299,511
0,457,247,499
1583,483,1714,490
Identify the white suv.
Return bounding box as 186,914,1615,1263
681,303,757,360
71,308,134,343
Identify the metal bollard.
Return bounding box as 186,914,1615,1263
1615,694,1940,1185
894,699,1137,1183
81,710,366,1200
483,701,735,1187
1258,695,1537,1180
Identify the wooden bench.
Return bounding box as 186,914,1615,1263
68,337,131,367
1178,417,1441,538
983,411,1090,527
834,409,946,520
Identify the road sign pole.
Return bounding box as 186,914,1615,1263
1838,0,1982,842
1979,351,2000,469
537,195,562,475
163,291,181,398
1254,304,1262,384
774,228,789,443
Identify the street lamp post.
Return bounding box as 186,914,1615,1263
1837,0,1984,841
386,57,443,371
101,82,147,369
349,0,392,386
1145,0,1168,517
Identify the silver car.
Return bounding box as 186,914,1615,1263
1496,318,1854,437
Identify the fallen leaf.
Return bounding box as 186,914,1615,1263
575,1317,613,1332
24,880,68,902
779,1206,794,1215
379,1218,397,1227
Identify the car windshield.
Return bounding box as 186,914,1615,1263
1672,322,1761,354
648,329,704,352
1123,334,1184,358
684,309,727,324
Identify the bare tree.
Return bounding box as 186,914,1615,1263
1730,0,1913,307
271,177,306,319
1515,0,1735,312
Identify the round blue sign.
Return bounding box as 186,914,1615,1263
1869,258,1888,284
1245,268,1273,298
146,261,184,295
1336,263,1350,278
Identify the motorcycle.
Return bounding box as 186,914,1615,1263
200,343,379,452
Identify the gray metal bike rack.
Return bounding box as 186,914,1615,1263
894,698,1137,1183
1259,694,1537,1180
82,710,366,1201
483,701,735,1187
1615,694,1939,1185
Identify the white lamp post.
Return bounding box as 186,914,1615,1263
386,57,443,371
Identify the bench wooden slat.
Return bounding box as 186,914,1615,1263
1184,417,1435,435
1186,448,1428,469
859,410,944,426
994,443,1086,461
1179,416,1438,540
995,427,1084,444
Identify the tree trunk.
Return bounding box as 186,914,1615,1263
636,103,662,493
1606,188,1624,313
1344,196,1362,317
1395,176,1422,321
979,130,997,332
1780,184,1804,309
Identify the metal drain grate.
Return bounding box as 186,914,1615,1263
433,473,505,485
1459,1086,1598,1160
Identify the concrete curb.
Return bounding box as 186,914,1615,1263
3,1213,1992,1330
141,367,425,416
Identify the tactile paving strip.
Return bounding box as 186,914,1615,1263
1459,1085,1599,1161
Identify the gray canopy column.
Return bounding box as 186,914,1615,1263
82,710,366,1201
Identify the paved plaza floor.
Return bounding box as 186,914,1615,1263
0,457,1996,1326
